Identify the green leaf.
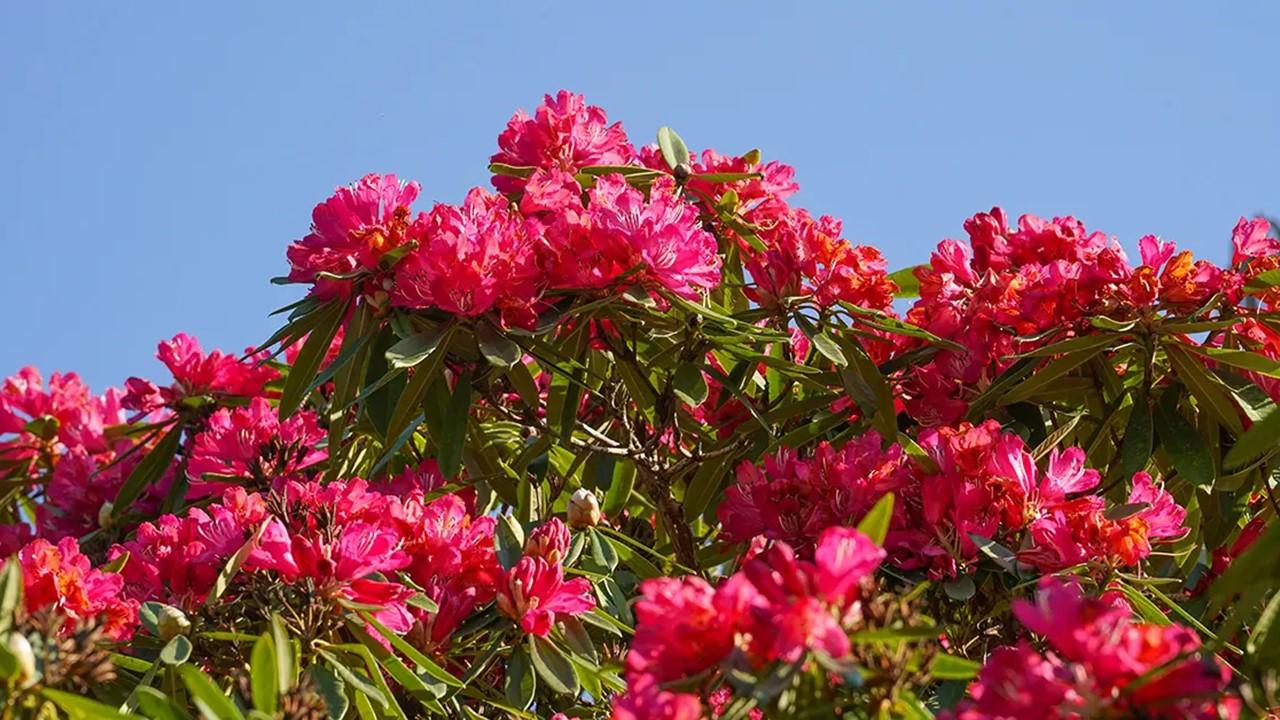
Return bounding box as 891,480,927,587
1114,395,1153,482
835,335,897,437
1112,582,1171,626
0,559,22,636
856,493,894,546
385,323,449,369
1166,345,1243,434
1223,404,1280,470
477,322,522,368
1001,345,1109,404
314,651,389,711
656,126,689,171
1154,394,1215,491
307,665,348,720
1013,332,1122,359
270,613,296,692
385,326,453,443
887,265,923,299
434,368,473,479
250,634,279,714
41,689,144,720
683,452,733,522
203,521,268,610
929,653,981,680
529,635,579,696
179,665,246,720
132,688,187,720
1182,344,1280,378
942,576,976,601
1245,267,1280,293
488,162,535,179
159,635,193,666
504,646,535,711
358,613,463,690
496,514,525,570
672,362,709,406
112,421,184,520
279,299,347,420
1247,589,1280,665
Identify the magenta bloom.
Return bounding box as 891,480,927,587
123,333,278,412
286,173,422,299
391,187,543,327
491,91,635,194
611,675,703,720
0,367,121,463
626,576,737,683
19,537,138,641
495,555,594,636
1232,216,1278,264
109,502,251,611
587,175,721,300
524,518,571,565
186,397,326,487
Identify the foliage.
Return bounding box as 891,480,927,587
1,90,1279,718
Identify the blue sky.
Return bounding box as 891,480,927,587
2,3,1277,390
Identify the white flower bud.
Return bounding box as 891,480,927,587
8,632,36,688
567,488,602,529
156,605,191,641
98,502,114,529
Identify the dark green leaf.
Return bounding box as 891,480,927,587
307,665,348,720
673,363,709,406
504,646,535,711
279,299,347,419
1154,396,1215,490
41,689,144,720
385,324,449,369
435,368,473,479
529,635,579,696
942,576,976,601
477,322,522,369
112,421,184,520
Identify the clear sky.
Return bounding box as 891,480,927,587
2,3,1277,391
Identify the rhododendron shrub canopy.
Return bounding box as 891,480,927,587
2,91,1280,720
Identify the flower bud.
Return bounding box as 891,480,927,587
156,605,191,641
525,518,570,565
567,489,602,529
7,632,36,688
97,502,114,530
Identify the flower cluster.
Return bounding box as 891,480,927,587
945,577,1237,719
720,422,1187,579
614,527,885,717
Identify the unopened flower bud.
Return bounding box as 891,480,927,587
673,163,692,183
567,489,602,529
8,632,36,688
157,605,191,641
98,502,114,530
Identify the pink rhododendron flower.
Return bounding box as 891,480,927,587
491,91,635,194
611,675,703,720
123,333,278,412
495,555,594,636
286,173,422,300
186,397,326,489
0,367,121,464
391,187,543,327
626,576,738,682
524,517,571,565
587,175,722,300
18,537,138,641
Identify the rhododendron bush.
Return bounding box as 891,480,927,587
5,92,1280,720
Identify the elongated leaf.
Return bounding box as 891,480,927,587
203,520,268,610
684,452,733,522
112,421,184,521
836,335,896,437
1246,267,1280,293
929,653,981,680
1182,344,1280,378
1223,405,1280,470
1013,332,1122,359
1166,345,1243,434
41,689,144,720
887,266,923,299
529,635,579,696
386,323,449,369
477,322,522,368
0,559,22,635
1247,589,1280,664
359,613,463,689
673,362,709,406
656,126,689,170
250,634,279,714
856,493,895,546
504,646,535,711
180,665,246,720
270,613,296,692
1001,345,1108,405
434,368,473,480
1154,395,1215,490
279,299,347,420
1114,395,1153,482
